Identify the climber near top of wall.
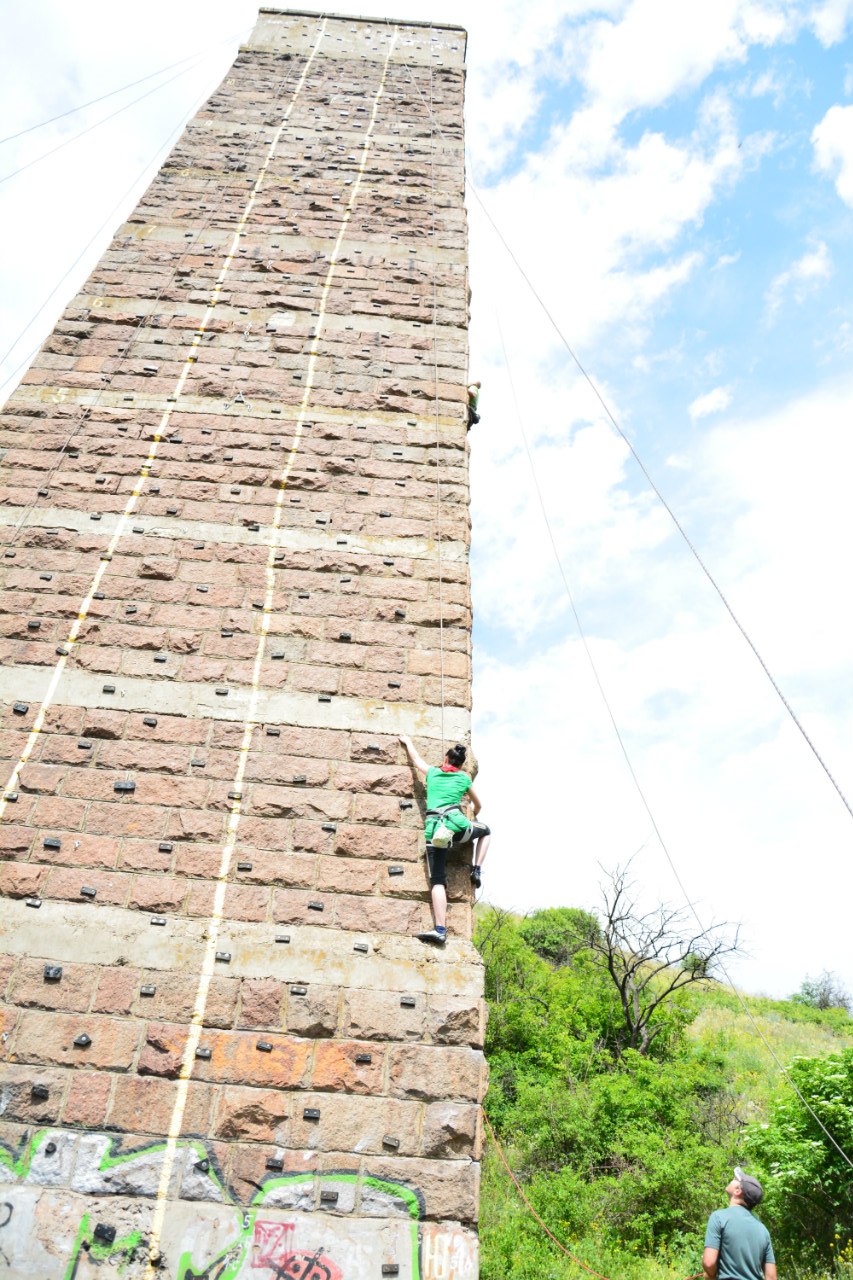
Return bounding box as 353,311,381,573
399,735,491,947
466,380,481,429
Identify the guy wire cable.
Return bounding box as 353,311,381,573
392,45,853,831
0,34,247,188
0,25,276,554
359,12,853,1240
491,298,853,1174
0,24,254,380
0,30,249,147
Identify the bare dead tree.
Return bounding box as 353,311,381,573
591,863,741,1055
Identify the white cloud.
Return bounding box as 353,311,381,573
812,103,853,206
764,239,832,320
750,67,788,106
474,377,853,996
582,0,747,120
699,377,853,678
810,0,853,45
469,90,748,369
579,0,798,124
689,385,734,420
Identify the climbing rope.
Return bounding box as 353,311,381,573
484,1114,703,1280
388,41,853,1174
0,32,248,147
427,24,447,754
491,301,853,1175
0,34,290,556
142,19,352,1272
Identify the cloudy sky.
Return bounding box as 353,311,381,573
2,1,852,999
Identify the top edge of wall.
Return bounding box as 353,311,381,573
249,8,468,66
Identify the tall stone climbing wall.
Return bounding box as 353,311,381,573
0,11,483,1278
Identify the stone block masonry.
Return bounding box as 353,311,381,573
0,11,482,1279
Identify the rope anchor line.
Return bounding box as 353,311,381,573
484,1113,702,1280
390,33,853,1178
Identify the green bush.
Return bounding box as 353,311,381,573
744,1049,853,1262
475,905,853,1280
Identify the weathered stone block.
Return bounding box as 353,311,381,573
11,1010,141,1071
344,989,426,1041
388,1045,487,1103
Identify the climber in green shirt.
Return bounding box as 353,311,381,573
400,735,491,946
466,380,481,429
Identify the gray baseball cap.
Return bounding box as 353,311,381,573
734,1166,763,1208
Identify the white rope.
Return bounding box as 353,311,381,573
427,26,447,753
492,300,853,1175
0,44,295,555
393,36,853,829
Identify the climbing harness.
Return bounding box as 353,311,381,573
425,803,471,848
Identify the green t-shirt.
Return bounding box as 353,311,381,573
705,1206,774,1280
425,766,471,811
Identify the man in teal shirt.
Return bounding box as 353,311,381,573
400,735,490,946
703,1168,777,1280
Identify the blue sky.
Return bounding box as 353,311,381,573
1,0,853,998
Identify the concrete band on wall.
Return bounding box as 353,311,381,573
0,10,482,1279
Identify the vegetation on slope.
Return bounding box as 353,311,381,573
474,905,853,1280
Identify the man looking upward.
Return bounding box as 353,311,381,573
703,1168,776,1280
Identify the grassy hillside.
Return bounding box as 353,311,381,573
688,988,853,1117
475,906,853,1280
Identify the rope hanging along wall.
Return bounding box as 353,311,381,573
386,29,853,1176
427,21,447,754
484,1113,703,1280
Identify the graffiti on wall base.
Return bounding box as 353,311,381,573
0,1130,477,1280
